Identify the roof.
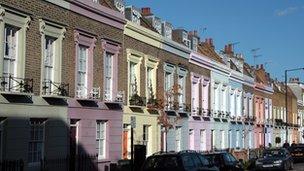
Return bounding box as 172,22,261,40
197,42,225,64
243,63,254,77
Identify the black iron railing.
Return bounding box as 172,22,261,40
0,159,24,171
42,80,69,97
129,94,146,106
0,75,33,93
41,154,98,171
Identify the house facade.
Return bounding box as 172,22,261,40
254,65,274,148
0,0,125,170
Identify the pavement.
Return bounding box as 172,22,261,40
293,162,304,171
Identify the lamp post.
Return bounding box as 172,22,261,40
285,68,304,143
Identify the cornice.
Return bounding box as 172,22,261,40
124,21,191,59
45,0,126,30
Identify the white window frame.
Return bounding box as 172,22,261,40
145,55,159,102
39,19,66,95
236,130,240,148
127,49,143,103
221,130,225,149
143,125,151,156
76,45,89,98
211,130,215,150
201,78,210,112
28,119,45,164
175,126,181,152
96,120,107,159
0,7,30,85
200,129,206,151
164,63,175,110
3,25,17,78
177,67,187,110
189,129,194,150
104,52,114,101
43,36,55,83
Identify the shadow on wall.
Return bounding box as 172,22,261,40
0,116,100,171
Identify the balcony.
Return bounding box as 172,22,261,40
76,86,100,100
104,91,125,103
0,75,33,94
42,80,69,98
129,94,146,107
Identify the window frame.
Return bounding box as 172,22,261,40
96,120,107,159
39,19,66,95
0,7,30,80
145,55,159,102
28,119,46,164
76,45,89,98
104,52,114,101
127,49,143,103
175,126,182,151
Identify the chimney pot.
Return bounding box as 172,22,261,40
141,7,152,16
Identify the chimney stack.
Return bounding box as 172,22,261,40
204,38,214,49
141,7,152,16
224,43,233,55
289,77,300,83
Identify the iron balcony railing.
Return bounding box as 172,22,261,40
42,80,69,97
104,91,125,103
76,86,100,99
0,75,33,93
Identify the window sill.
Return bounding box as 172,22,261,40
97,159,111,163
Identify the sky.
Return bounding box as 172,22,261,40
126,0,304,82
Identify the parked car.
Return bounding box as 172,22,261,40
289,144,304,162
203,151,244,171
255,148,293,171
141,150,219,171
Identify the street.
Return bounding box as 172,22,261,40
293,162,304,171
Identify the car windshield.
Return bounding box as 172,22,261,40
143,155,180,170
262,149,285,157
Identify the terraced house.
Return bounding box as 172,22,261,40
0,1,304,171
0,0,125,170
253,65,274,148
120,6,193,156
288,78,304,143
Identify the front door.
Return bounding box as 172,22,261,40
122,130,128,159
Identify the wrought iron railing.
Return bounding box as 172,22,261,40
42,80,69,97
129,94,146,106
76,86,100,99
0,75,33,93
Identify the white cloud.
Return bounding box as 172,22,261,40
275,6,299,16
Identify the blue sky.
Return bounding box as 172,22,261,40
126,0,304,82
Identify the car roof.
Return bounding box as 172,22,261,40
150,150,199,157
